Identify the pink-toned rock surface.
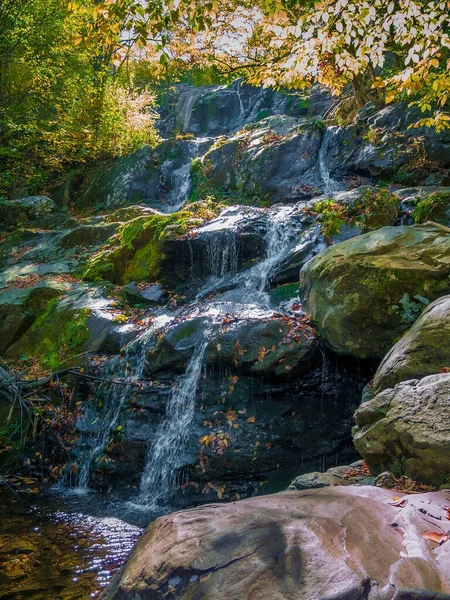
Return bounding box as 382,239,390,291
102,486,450,600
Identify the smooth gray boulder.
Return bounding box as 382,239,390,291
353,373,450,485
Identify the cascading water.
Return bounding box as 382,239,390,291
137,338,209,507
69,317,173,491
319,127,343,196
162,138,214,213
242,206,299,304
205,232,238,279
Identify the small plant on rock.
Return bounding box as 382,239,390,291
392,293,430,324
412,191,450,224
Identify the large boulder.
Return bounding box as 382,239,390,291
300,222,450,358
101,486,450,600
373,295,450,393
158,81,334,138
353,373,450,485
77,147,161,211
146,315,319,379
0,196,59,230
202,116,324,204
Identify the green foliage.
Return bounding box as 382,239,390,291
353,189,399,232
392,293,430,325
412,192,450,224
256,109,271,121
314,199,347,239
314,189,398,240
0,0,159,200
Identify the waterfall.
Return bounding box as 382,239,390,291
137,338,209,507
69,321,166,491
176,88,204,133
235,86,245,127
319,127,343,196
242,207,299,302
162,138,214,213
205,231,238,279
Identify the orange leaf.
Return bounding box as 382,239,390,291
423,531,449,544
246,416,256,423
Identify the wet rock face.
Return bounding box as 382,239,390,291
300,222,450,359
353,374,450,485
88,330,366,504
158,81,334,139
101,486,450,600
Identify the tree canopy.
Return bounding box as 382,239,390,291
1,0,449,198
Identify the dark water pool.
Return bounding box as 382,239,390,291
0,487,160,600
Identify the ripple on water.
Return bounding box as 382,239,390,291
0,489,144,600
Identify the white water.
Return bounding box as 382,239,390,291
137,338,209,507
72,321,163,491
241,206,299,304
319,127,343,196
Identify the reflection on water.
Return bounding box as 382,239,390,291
0,487,147,600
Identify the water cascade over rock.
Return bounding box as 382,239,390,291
5,81,450,516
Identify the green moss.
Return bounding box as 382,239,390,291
13,298,91,371
412,191,450,224
84,201,222,284
314,199,347,239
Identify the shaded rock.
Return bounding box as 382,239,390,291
374,471,397,489
300,222,450,358
288,466,374,490
353,373,450,485
101,486,450,600
288,471,345,490
146,315,318,380
57,222,120,249
0,196,59,230
0,281,70,354
158,81,334,139
373,295,450,393
203,117,324,204
122,282,166,306
77,147,161,211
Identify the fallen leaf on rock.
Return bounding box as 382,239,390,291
423,531,449,544
389,498,408,507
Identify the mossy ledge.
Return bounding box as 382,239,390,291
83,201,219,284
7,297,91,372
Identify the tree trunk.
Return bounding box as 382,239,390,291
352,74,370,108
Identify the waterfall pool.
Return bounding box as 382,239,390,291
0,487,155,600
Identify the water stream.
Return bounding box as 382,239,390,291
319,127,344,196
138,337,209,508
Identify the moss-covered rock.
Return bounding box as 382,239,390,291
313,187,399,241
372,294,450,393
0,196,59,231
353,373,450,485
83,203,218,285
0,282,70,354
300,222,450,358
5,294,91,371
412,189,450,226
